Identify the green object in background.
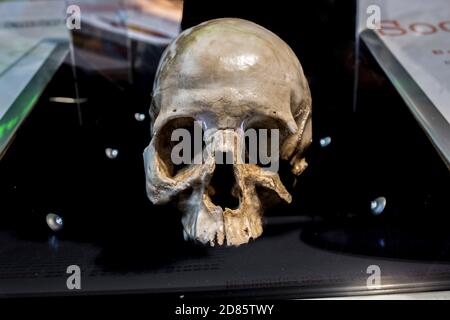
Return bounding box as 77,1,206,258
0,93,38,141
0,42,68,158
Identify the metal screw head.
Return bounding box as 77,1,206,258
105,148,119,159
46,213,63,232
134,113,146,121
320,136,331,147
370,197,386,215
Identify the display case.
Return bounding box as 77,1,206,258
0,0,449,300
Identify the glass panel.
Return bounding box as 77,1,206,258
357,0,450,167
0,0,70,157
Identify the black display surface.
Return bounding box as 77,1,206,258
0,0,449,299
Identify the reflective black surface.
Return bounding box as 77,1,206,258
0,1,449,298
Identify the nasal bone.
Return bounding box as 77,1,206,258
211,130,243,165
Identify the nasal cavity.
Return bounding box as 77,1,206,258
209,163,240,210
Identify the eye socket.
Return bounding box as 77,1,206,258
243,115,290,136
243,118,282,168
155,117,205,177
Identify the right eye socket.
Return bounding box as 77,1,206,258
243,119,281,168
155,117,205,177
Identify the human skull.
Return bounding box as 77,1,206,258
144,18,312,246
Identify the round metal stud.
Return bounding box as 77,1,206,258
134,113,146,121
319,136,331,147
46,213,63,232
105,148,119,159
370,197,386,215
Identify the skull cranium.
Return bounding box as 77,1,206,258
144,18,312,246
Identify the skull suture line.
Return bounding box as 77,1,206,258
144,18,312,246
